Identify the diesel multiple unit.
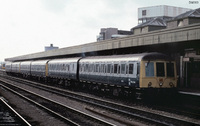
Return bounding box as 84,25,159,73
5,53,178,96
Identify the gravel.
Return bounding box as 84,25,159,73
0,79,128,126
0,86,68,126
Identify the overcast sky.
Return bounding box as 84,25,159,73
0,0,199,61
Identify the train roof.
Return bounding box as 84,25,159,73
48,57,81,64
80,53,172,62
31,60,49,65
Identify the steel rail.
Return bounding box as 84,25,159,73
0,79,115,126
0,97,31,126
3,76,199,126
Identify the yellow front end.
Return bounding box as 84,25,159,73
140,60,177,88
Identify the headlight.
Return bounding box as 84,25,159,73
148,82,152,87
169,82,174,87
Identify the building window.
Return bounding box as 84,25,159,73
178,20,184,27
142,10,146,16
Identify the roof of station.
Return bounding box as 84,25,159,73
171,8,200,21
135,17,168,28
5,23,200,62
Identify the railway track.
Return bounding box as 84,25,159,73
0,97,31,126
0,78,114,126
141,95,200,120
1,75,200,126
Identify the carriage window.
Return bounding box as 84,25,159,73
62,64,66,71
57,65,59,70
118,64,121,74
79,64,81,71
107,64,111,73
86,64,89,72
167,63,174,77
94,64,96,72
89,64,92,72
126,64,129,74
145,62,154,77
105,64,107,73
129,64,134,74
114,64,118,73
111,64,114,73
102,64,105,73
72,64,75,71
121,64,126,74
92,64,94,72
88,64,91,72
156,63,165,77
97,64,100,72
67,64,69,71
83,64,85,72
79,64,82,72
81,64,84,72
100,64,103,73
80,64,82,72
95,64,99,73
60,65,62,70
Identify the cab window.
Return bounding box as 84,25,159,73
167,63,174,77
145,62,154,77
156,62,165,77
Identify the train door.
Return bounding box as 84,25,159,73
94,62,100,82
183,60,200,88
127,61,138,87
119,61,127,86
100,62,106,84
106,62,112,84
113,62,120,85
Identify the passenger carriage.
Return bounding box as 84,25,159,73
79,55,139,87
20,61,32,78
0,62,5,70
30,60,49,80
47,57,81,81
11,62,21,75
79,53,177,95
5,62,12,74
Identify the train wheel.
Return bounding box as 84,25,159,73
112,87,121,97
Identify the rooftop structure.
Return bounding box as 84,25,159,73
45,44,59,51
97,28,133,41
131,17,170,35
167,8,200,28
132,6,198,35
138,5,191,24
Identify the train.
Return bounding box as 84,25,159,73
5,52,178,97
0,62,5,70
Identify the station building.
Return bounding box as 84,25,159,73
45,44,59,51
138,5,191,24
97,28,133,41
132,7,200,89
